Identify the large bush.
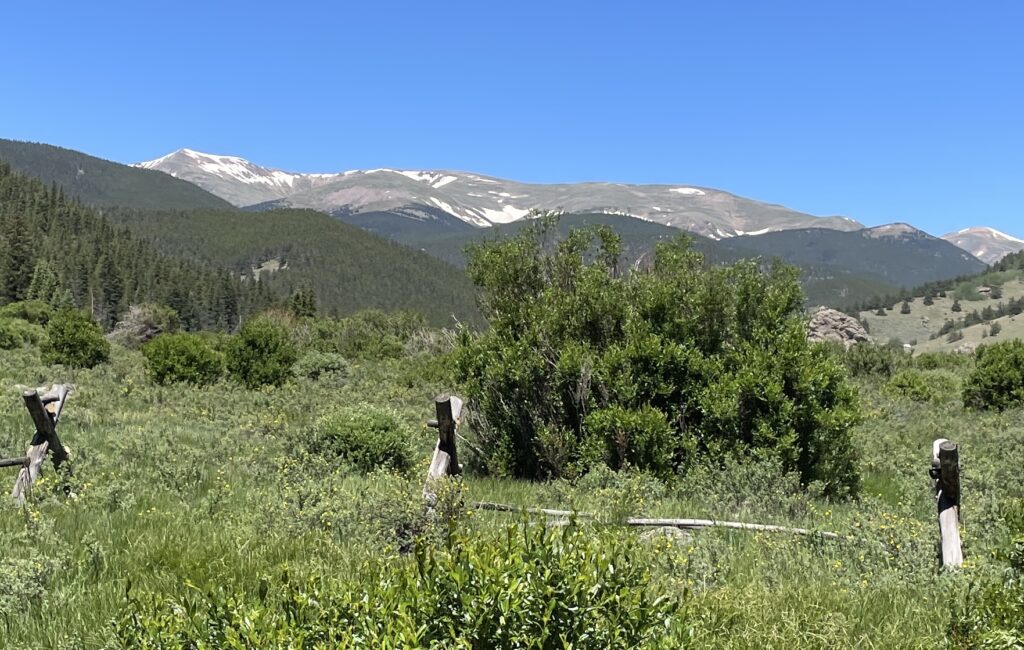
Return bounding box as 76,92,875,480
311,403,413,472
0,300,52,325
455,218,861,495
884,369,959,403
963,340,1024,410
843,342,909,378
0,317,44,349
142,333,225,386
114,524,675,649
226,315,297,389
41,309,110,368
306,309,425,360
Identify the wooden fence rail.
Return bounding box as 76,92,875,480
3,384,73,506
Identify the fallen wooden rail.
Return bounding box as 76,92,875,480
471,501,843,539
931,438,963,568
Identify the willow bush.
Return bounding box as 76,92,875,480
455,217,860,496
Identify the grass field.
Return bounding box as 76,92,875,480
0,342,1021,648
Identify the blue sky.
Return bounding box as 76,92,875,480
3,1,1023,236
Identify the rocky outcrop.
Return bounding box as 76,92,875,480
807,307,872,348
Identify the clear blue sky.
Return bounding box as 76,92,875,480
4,1,1023,236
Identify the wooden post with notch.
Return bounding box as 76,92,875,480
931,438,962,568
424,394,462,505
11,384,72,506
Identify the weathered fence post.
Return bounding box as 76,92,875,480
931,438,962,568
424,394,462,505
11,384,72,506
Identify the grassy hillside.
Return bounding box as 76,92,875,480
106,207,481,327
0,139,233,211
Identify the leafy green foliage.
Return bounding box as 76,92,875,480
884,369,959,403
0,300,52,325
456,219,861,495
293,350,348,381
0,317,44,349
142,333,225,385
227,315,297,388
113,524,675,649
303,309,426,360
582,405,679,478
843,343,909,377
41,309,110,368
963,340,1024,410
310,403,414,473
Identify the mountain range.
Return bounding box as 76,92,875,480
135,148,864,240
135,148,1022,267
1,138,1020,320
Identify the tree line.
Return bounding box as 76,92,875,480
0,162,275,330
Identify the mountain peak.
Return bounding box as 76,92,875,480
865,222,926,238
941,226,1024,264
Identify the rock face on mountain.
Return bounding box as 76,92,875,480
807,308,872,347
136,149,864,239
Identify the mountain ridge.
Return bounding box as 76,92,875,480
940,226,1024,264
136,148,865,240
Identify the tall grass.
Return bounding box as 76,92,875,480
0,343,1020,647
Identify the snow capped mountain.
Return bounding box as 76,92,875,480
136,149,865,237
940,226,1024,264
135,149,345,207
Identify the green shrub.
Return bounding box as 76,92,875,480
41,309,110,368
963,340,1024,410
582,405,679,478
0,317,44,349
0,300,52,325
844,342,908,377
884,369,959,403
308,309,425,360
226,315,297,389
142,333,225,385
311,403,413,472
914,351,971,371
455,218,861,496
293,350,349,380
114,524,675,649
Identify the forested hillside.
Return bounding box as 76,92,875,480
106,207,482,326
0,140,233,211
0,162,270,329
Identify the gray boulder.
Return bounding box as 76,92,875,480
807,307,872,348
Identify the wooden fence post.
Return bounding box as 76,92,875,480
424,394,462,505
931,438,963,568
11,385,72,506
